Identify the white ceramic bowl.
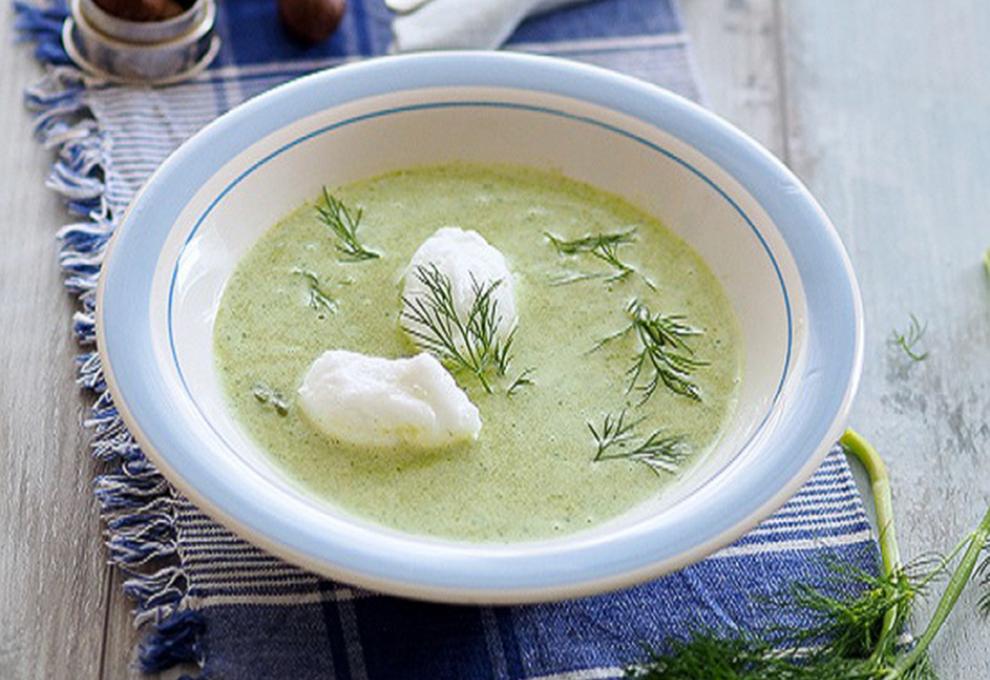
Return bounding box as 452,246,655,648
98,52,863,604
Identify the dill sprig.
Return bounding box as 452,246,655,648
545,229,656,289
589,409,641,455
292,268,337,317
546,229,636,281
627,565,933,680
625,432,990,680
315,187,380,261
589,410,690,475
506,367,535,396
400,264,514,393
252,382,289,416
889,313,929,362
596,299,708,403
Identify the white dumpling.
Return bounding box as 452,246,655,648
297,350,481,448
402,227,517,347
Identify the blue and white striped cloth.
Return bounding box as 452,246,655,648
17,1,879,677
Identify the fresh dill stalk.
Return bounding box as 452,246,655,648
589,410,689,475
889,314,929,362
545,229,635,282
887,504,990,678
596,299,708,403
624,430,990,680
252,382,289,416
628,563,933,680
315,187,380,261
506,367,535,396
545,229,656,289
400,264,514,393
292,268,337,317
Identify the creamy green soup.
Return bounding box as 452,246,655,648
214,163,741,542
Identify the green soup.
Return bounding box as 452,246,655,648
214,163,741,542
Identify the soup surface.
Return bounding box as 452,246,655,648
214,163,741,541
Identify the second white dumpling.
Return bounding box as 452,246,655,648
297,350,481,448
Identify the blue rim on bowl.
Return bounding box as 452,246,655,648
97,52,863,603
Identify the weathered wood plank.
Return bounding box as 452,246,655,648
0,3,112,678
778,1,990,676
680,0,784,158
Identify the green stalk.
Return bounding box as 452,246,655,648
841,429,901,576
841,429,902,666
844,428,990,678
883,503,990,679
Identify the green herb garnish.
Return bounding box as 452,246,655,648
252,382,289,416
628,513,990,680
627,565,933,679
292,268,337,317
506,367,535,396
589,410,689,475
889,313,929,362
400,264,514,393
626,430,990,679
545,228,656,289
315,187,380,261
596,299,707,403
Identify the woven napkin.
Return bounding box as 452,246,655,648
16,1,879,677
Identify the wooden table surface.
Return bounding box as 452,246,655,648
2,1,988,677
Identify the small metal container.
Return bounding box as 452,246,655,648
80,0,208,44
63,0,220,85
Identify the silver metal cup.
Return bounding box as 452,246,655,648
64,0,219,84
79,0,208,44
